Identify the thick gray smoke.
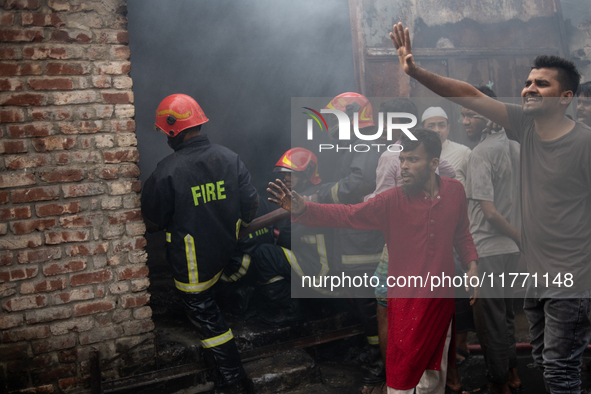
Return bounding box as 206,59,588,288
127,0,355,193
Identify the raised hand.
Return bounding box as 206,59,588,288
267,179,307,215
389,22,417,75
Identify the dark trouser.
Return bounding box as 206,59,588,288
524,280,591,394
254,243,292,304
179,289,245,387
473,253,520,384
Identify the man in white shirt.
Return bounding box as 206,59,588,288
422,107,471,186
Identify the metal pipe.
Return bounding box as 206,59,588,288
238,208,289,238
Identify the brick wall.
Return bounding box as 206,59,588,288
0,0,154,392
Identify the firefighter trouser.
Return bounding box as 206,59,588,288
254,244,292,305
178,289,245,386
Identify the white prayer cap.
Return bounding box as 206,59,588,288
421,107,448,123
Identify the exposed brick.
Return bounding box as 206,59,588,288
74,299,115,316
102,223,124,239
32,335,76,356
2,325,49,342
26,307,71,324
30,106,72,121
111,119,135,132
3,0,40,10
8,122,53,138
32,364,76,385
108,209,142,225
56,149,99,165
32,353,57,369
110,45,130,60
59,120,102,134
79,324,122,345
99,167,118,180
45,62,90,76
122,319,154,336
98,31,129,44
0,266,38,282
43,259,85,276
0,233,43,250
0,252,13,265
126,222,146,237
21,276,66,294
0,140,27,154
0,46,18,59
50,29,91,43
77,104,113,119
1,12,15,25
0,191,8,204
0,108,25,122
64,242,108,257
121,293,150,308
2,294,47,312
0,282,17,297
0,222,7,235
62,183,104,198
5,153,51,170
0,92,46,106
23,45,73,60
0,314,24,329
108,180,141,195
108,281,129,295
128,250,148,265
100,196,122,210
70,269,112,287
45,230,89,244
117,266,148,281
131,278,150,292
115,104,134,118
0,61,42,76
10,218,56,235
0,172,35,188
112,236,146,253
59,213,103,228
96,61,131,75
0,29,43,42
92,74,111,88
21,12,65,27
59,377,87,390
0,343,30,361
49,318,93,336
53,90,96,105
12,186,60,204
47,0,69,11
32,136,76,151
0,206,31,220
18,247,61,264
39,168,83,183
133,306,152,320
103,147,139,163
0,77,24,91
57,349,76,363
112,75,133,89
51,286,93,305
102,90,133,104
36,201,80,217
28,77,73,90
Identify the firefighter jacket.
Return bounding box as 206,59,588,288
141,135,258,293
316,138,384,272
221,196,274,283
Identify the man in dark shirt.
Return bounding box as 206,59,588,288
390,22,591,394
576,81,591,127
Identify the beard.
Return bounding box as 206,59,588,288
401,166,430,196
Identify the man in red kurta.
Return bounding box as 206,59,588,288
268,129,479,393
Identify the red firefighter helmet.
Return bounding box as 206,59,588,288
154,94,209,137
325,92,375,128
273,148,321,185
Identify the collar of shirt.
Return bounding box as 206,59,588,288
173,134,210,151
409,175,444,204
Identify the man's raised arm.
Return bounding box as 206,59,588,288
390,22,511,130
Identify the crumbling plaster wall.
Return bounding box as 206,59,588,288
0,0,154,392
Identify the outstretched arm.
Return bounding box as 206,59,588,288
267,179,307,215
390,22,511,130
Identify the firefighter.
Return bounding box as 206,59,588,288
255,148,335,325
316,93,385,385
141,94,258,393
